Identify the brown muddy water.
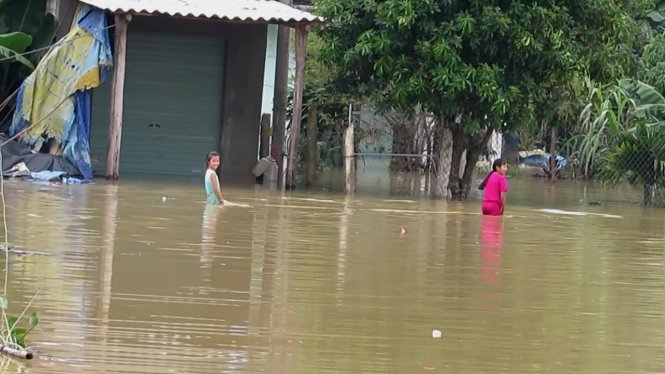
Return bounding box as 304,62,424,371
0,175,663,373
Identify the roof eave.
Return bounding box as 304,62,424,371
114,10,323,27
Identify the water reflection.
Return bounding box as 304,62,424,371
337,193,352,294
480,215,503,314
200,204,221,287
0,177,663,373
97,183,117,369
480,215,503,285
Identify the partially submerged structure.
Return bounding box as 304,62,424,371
13,0,320,182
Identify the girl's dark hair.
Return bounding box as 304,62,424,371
478,158,506,190
206,151,220,167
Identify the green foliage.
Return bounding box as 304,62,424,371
601,123,665,205
0,295,39,348
316,0,647,132
602,123,665,184
565,79,665,205
0,0,56,127
564,80,635,178
297,32,356,174
0,32,34,69
639,34,665,95
296,103,346,172
313,0,649,197
5,311,39,347
0,0,56,44
305,32,344,105
637,0,665,36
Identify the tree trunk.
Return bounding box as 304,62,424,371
271,3,291,184
285,25,308,190
434,116,453,199
305,102,319,186
428,121,437,172
448,125,466,199
450,126,494,200
387,112,414,171
459,149,484,200
459,128,495,197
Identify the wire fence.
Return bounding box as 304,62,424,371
352,153,439,198
513,146,665,206
312,157,665,209
308,144,665,207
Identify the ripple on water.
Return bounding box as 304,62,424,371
0,180,661,373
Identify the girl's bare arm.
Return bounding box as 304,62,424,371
500,191,506,212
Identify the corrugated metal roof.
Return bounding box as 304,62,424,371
80,0,323,24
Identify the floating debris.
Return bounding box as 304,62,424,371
0,244,51,256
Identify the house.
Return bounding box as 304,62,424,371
45,0,320,181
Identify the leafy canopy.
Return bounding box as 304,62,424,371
316,0,649,132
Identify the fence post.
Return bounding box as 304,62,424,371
344,104,355,193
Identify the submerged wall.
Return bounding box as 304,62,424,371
91,15,267,181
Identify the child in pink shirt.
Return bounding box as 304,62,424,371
478,159,509,216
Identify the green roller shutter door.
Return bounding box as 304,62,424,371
90,32,226,176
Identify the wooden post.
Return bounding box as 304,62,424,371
285,25,308,189
106,14,130,180
344,104,355,193
272,0,292,185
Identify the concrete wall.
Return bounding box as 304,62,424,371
219,23,268,182
109,16,267,182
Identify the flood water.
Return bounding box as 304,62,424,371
0,175,663,373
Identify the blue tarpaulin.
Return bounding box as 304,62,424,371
9,5,112,179
29,170,88,184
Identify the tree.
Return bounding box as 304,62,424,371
639,34,665,95
602,122,665,205
637,0,665,36
296,31,358,187
565,79,665,205
315,0,648,199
